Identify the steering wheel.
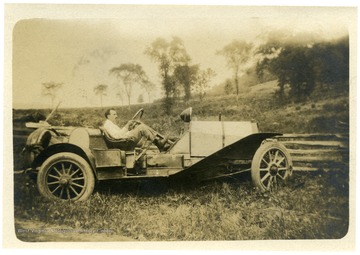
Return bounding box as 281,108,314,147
130,108,166,140
132,108,144,120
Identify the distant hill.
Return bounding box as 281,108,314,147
241,80,278,97
12,78,349,136
207,65,275,97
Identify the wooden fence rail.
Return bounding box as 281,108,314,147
276,134,349,172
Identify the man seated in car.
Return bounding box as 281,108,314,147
102,108,170,151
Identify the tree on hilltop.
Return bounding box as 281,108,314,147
173,64,199,102
141,79,156,103
41,81,63,108
145,36,191,113
217,40,253,98
93,84,108,107
192,68,216,101
110,63,148,107
256,34,349,102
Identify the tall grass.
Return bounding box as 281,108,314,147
14,170,349,241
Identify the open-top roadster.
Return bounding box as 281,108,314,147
20,107,293,201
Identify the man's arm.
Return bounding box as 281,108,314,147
126,120,141,131
103,120,127,139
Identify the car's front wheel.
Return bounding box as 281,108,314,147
37,152,95,201
251,141,293,191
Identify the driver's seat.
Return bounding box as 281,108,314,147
100,127,137,151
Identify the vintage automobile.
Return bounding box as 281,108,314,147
19,107,293,201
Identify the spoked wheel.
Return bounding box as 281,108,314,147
251,141,293,191
37,153,95,202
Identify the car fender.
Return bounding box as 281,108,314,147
213,132,282,160
31,143,97,178
172,132,281,180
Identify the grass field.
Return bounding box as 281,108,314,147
14,170,349,241
12,80,350,241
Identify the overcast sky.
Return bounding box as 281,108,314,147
9,4,354,109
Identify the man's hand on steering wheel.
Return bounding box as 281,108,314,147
127,119,141,131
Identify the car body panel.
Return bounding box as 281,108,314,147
172,132,280,181
189,121,259,156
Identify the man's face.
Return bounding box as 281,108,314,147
108,110,118,123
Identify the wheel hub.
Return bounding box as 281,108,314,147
270,164,278,176
59,174,72,187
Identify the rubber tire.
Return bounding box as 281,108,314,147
37,152,95,202
251,141,293,191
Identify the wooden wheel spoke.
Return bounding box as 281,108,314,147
260,168,269,172
267,176,274,189
50,185,62,194
276,156,285,166
61,163,66,174
261,172,271,183
273,176,278,190
47,180,60,185
72,177,85,181
70,168,81,177
274,150,279,163
66,164,72,174
268,151,272,163
48,174,60,180
66,187,71,199
261,158,269,166
59,187,64,198
53,166,62,177
72,182,85,189
69,185,80,196
277,173,286,180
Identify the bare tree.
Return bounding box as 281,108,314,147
41,82,63,108
110,63,147,107
93,84,108,107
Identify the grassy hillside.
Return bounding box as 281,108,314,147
13,80,349,137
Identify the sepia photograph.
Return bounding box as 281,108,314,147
2,1,357,251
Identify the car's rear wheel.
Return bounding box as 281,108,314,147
251,141,293,191
37,152,95,201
